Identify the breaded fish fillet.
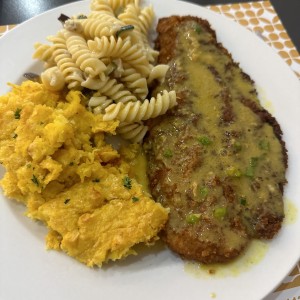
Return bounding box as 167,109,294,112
144,16,287,263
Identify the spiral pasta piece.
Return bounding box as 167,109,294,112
48,31,84,89
118,3,141,32
138,5,154,35
91,0,140,14
103,90,177,122
81,76,107,90
40,66,65,92
88,36,150,76
147,64,169,84
88,10,121,22
88,96,113,114
82,76,137,103
117,122,148,143
121,63,148,99
97,77,137,103
63,19,84,33
89,1,114,15
64,30,106,77
79,18,119,39
33,43,56,68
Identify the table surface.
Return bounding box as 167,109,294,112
0,0,299,51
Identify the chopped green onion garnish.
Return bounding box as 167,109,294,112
245,167,254,178
259,140,270,151
64,199,70,204
213,207,227,219
250,157,259,168
163,149,173,158
245,157,260,178
199,186,209,198
233,141,242,152
226,166,242,177
240,197,247,206
92,178,100,183
198,136,212,145
186,213,201,224
194,25,202,34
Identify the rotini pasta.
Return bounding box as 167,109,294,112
88,36,150,76
33,43,56,68
118,3,141,32
90,0,140,14
103,90,177,122
79,18,120,39
83,76,137,103
88,96,113,114
138,5,154,35
33,0,177,142
48,31,84,89
147,64,169,84
40,66,65,91
117,122,148,143
89,1,114,16
63,30,106,77
120,63,148,99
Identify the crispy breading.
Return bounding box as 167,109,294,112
144,16,287,264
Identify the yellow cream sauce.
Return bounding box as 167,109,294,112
147,20,287,254
184,239,269,278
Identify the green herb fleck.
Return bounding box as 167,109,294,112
14,108,22,119
198,136,212,145
77,14,87,19
132,196,139,202
250,157,259,167
163,149,173,158
12,133,18,139
213,207,227,220
226,166,242,177
69,162,74,166
245,167,254,178
233,141,242,152
194,25,202,34
31,175,39,187
64,199,70,204
240,197,247,206
259,140,270,151
186,213,201,224
123,176,132,189
245,157,259,178
92,178,100,183
116,25,134,37
199,186,209,198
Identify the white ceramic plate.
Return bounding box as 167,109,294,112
0,1,300,299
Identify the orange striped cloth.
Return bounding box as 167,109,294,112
209,1,300,79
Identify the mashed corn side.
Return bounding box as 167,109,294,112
0,81,168,267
